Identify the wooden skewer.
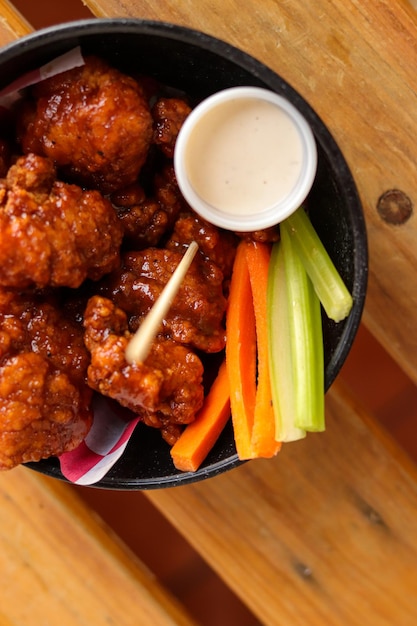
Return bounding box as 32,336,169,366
125,241,199,364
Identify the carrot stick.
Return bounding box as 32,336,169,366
245,241,282,458
170,360,231,472
225,241,257,460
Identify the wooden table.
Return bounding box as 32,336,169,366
1,1,417,624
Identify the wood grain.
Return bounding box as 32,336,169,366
1,3,417,626
80,0,417,387
0,467,197,626
0,0,32,44
147,379,417,626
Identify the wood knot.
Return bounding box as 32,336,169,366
377,189,413,225
355,494,388,530
294,561,314,581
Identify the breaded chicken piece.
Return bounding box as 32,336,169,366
0,290,92,470
99,247,227,353
167,212,238,281
0,153,123,289
84,295,204,444
17,56,153,194
111,164,186,248
152,97,192,158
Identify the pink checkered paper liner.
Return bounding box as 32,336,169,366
0,47,85,108
59,394,141,486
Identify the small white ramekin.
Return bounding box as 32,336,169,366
174,86,317,232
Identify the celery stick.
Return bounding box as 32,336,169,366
284,206,353,322
280,221,325,432
267,242,306,442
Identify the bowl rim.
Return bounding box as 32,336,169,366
0,17,368,489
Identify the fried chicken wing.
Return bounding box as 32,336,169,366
111,164,185,248
84,296,204,444
99,247,227,353
152,97,192,158
0,290,92,470
167,212,238,280
17,56,153,194
0,153,123,289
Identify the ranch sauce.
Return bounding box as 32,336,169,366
184,97,304,216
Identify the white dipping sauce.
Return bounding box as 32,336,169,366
185,98,303,216
174,87,317,231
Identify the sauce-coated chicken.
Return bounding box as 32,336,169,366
0,290,92,469
0,153,123,289
99,247,227,353
84,295,204,445
111,164,186,248
17,56,153,194
152,97,192,158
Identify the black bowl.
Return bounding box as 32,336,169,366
0,18,368,489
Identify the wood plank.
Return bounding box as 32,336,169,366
147,379,417,626
1,5,416,624
0,468,197,626
81,0,417,386
0,0,32,45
